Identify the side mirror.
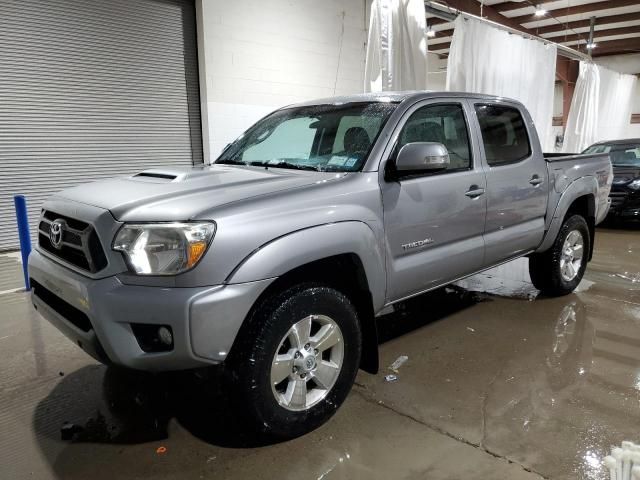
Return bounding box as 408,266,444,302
395,142,450,173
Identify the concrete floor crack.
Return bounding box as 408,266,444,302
354,388,549,480
480,370,501,450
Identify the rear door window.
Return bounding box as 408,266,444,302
475,105,531,166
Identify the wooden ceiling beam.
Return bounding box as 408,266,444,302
588,37,640,56
430,34,640,55
556,26,640,44
432,13,640,39
429,40,451,51
435,28,455,37
436,0,534,34
427,17,452,27
510,0,640,26
493,0,555,13
532,12,640,37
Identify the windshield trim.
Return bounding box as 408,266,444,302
584,143,640,167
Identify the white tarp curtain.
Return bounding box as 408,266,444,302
446,16,557,151
364,0,427,92
597,66,637,143
562,62,600,153
562,62,637,152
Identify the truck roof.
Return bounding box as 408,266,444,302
291,91,524,108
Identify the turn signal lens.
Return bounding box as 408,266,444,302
187,241,208,268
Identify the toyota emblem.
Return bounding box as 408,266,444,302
49,219,66,250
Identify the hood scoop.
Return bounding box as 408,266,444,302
134,171,178,181
131,166,231,183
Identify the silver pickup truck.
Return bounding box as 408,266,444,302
29,92,612,438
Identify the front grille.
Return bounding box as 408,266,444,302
609,191,629,210
38,210,108,273
31,279,92,332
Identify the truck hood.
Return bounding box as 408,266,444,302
55,165,346,221
612,166,640,185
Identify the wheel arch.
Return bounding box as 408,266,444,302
226,222,386,373
537,177,597,259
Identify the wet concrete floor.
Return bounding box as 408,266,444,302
0,225,639,479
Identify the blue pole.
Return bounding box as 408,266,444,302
13,195,31,291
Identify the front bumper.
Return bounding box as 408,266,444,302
610,206,640,220
608,188,640,219
28,249,273,371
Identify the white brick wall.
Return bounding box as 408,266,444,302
197,0,368,162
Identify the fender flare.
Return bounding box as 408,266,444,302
536,176,597,253
226,221,387,312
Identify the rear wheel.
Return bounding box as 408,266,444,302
529,215,590,296
226,284,361,439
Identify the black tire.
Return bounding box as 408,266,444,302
225,284,361,439
529,214,590,296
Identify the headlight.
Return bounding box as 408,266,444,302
113,222,216,275
629,178,640,191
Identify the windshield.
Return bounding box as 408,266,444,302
215,102,397,172
583,143,640,167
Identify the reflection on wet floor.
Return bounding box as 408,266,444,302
1,227,639,479
454,258,539,299
0,252,24,293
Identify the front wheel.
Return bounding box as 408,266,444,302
226,284,362,439
529,214,590,296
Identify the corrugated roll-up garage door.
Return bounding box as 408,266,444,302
0,0,202,250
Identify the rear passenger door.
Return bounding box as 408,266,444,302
472,103,548,266
381,100,487,301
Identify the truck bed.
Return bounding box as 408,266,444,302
544,152,608,163
543,152,612,227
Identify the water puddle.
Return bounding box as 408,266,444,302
454,259,539,300
611,272,640,284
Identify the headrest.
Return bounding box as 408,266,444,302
344,127,370,155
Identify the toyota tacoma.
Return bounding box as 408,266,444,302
29,92,612,438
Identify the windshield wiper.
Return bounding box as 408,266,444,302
217,159,321,171
273,161,319,171
247,161,319,171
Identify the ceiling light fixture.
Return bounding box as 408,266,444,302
586,42,597,50
427,25,436,38
534,5,547,17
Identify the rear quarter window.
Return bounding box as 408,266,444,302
475,104,531,166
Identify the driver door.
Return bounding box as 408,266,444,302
381,100,487,301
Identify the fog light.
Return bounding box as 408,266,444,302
130,323,174,352
158,326,173,346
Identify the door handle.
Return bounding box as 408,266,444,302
529,175,543,186
465,186,485,198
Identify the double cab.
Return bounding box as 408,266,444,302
29,92,612,438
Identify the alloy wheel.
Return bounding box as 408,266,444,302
559,230,584,282
270,314,344,411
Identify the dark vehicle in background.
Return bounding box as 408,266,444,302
584,139,640,221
